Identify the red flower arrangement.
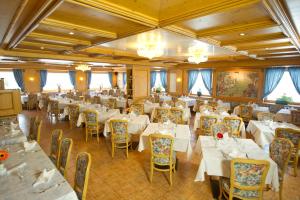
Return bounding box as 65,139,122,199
0,150,9,161
216,132,223,140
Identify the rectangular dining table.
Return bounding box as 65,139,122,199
77,108,120,127
194,136,279,191
0,124,27,145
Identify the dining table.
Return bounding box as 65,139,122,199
274,108,295,123
150,106,191,123
103,114,150,137
178,97,196,107
138,123,193,159
99,95,127,108
233,105,270,118
143,101,160,114
194,136,279,192
0,123,27,145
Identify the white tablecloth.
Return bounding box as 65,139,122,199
138,123,193,159
159,95,172,102
233,105,270,118
194,136,279,191
47,98,84,112
0,142,78,200
178,97,196,107
246,120,299,149
77,109,120,127
150,107,191,123
144,102,159,114
0,125,27,145
274,108,293,123
100,95,127,108
103,114,150,137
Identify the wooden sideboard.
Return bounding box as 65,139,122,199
0,89,22,117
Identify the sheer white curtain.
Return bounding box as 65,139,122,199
0,71,20,89
89,73,111,89
190,73,210,95
43,72,74,91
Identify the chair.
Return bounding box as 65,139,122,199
275,128,300,176
49,129,63,165
28,117,42,143
208,101,218,109
219,159,270,200
169,108,184,124
57,138,73,177
175,100,187,108
149,134,176,186
69,104,80,128
164,100,175,107
223,116,243,138
104,98,116,109
153,107,170,123
74,152,91,200
84,110,99,143
154,94,160,103
257,112,275,121
129,103,144,115
239,105,253,123
115,89,120,97
291,110,300,126
194,99,204,112
199,105,213,113
84,94,91,103
110,119,132,158
199,115,218,136
92,96,101,104
102,90,108,95
216,106,229,114
211,123,230,138
147,96,155,103
269,138,293,200
27,94,38,110
49,100,60,121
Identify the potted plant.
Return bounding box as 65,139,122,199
197,89,202,97
155,86,162,93
275,94,293,105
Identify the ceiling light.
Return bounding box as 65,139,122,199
187,44,209,64
136,32,165,59
265,48,269,50
40,46,44,50
38,59,73,65
75,64,91,71
69,32,74,35
239,33,245,36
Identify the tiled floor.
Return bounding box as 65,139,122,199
18,110,300,200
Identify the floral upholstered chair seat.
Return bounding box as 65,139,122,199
151,136,175,165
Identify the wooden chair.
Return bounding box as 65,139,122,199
219,159,270,200
149,134,175,186
239,105,253,123
28,117,42,143
84,94,92,103
49,100,60,122
69,104,80,128
199,105,213,113
164,100,175,107
110,119,132,158
129,103,144,115
275,128,300,176
57,138,73,177
147,96,155,103
270,138,293,200
84,110,99,143
215,106,229,114
175,100,187,108
103,98,116,109
208,101,218,109
257,112,275,121
194,99,204,112
27,94,38,110
211,123,230,138
223,116,243,138
92,96,101,104
102,90,108,95
74,152,91,200
169,108,184,124
199,115,218,136
153,107,170,123
108,89,114,96
291,110,300,126
49,129,63,165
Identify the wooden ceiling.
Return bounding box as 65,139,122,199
0,0,299,67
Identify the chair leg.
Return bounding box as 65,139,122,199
111,142,115,158
85,129,88,142
169,167,173,186
294,156,298,177
126,143,129,158
150,163,153,183
279,181,283,200
218,180,223,200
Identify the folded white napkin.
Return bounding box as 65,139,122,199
11,129,21,136
7,162,27,175
0,164,7,176
228,149,246,158
33,169,56,187
24,141,37,152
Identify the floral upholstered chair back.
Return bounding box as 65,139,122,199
115,89,120,97
211,123,230,138
50,100,59,113
275,128,300,176
93,96,101,104
149,134,174,165
154,94,160,103
291,110,300,126
49,129,62,165
199,116,218,136
257,112,275,121
199,105,213,113
175,100,187,108
110,120,129,144
84,95,91,103
29,117,42,143
28,94,38,108
57,138,73,177
74,152,91,200
154,108,170,123
230,159,270,199
195,99,204,112
130,104,144,115
69,104,80,127
239,105,253,122
216,106,228,114
223,116,243,138
108,89,114,96
269,138,293,182
84,111,97,125
169,108,184,124
105,98,116,109
102,90,108,95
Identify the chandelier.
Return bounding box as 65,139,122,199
75,64,91,71
187,45,209,64
136,32,165,59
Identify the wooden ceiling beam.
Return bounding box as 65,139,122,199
248,47,296,54
261,54,300,59
221,32,287,46
20,41,74,51
41,18,117,39
238,42,293,51
257,52,300,57
159,0,260,26
27,32,91,46
66,0,158,28
197,19,277,37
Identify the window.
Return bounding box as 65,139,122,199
43,72,74,91
117,72,124,89
89,73,111,89
190,73,210,95
266,71,300,102
153,72,165,91
0,71,20,89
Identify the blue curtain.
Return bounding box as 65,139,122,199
150,71,157,88
263,67,285,98
188,70,198,92
108,72,113,87
86,71,92,89
69,70,76,89
288,67,300,94
12,69,24,91
200,69,212,95
39,70,47,91
160,70,167,89
123,72,127,86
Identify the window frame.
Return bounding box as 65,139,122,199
189,72,211,97
0,69,21,90
89,72,112,90
42,70,74,92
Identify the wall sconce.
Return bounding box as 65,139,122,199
176,77,182,82
29,77,34,81
79,77,84,81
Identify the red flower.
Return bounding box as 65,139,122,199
217,133,223,139
0,150,9,161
